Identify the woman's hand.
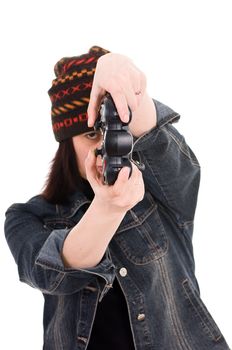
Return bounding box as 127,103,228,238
87,53,147,127
87,52,157,137
85,149,145,213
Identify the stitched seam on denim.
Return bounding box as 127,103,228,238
178,220,194,228
142,212,169,256
158,259,182,350
49,272,66,293
27,269,66,294
54,295,65,349
163,128,200,167
83,291,99,348
84,285,98,292
35,260,67,272
117,202,156,233
77,290,88,344
158,259,192,350
78,288,99,346
65,199,91,218
114,229,169,266
44,219,74,228
182,279,222,341
158,113,181,128
77,289,84,343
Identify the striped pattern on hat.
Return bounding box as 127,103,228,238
48,46,109,142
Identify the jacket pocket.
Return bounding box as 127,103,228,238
182,279,222,342
114,192,168,264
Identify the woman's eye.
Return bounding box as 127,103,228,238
86,132,100,140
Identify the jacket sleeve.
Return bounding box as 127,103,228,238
133,99,201,225
4,203,116,296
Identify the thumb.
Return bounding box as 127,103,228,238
87,86,105,127
114,167,131,186
85,149,98,186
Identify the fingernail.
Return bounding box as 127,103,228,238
87,111,92,127
123,113,129,123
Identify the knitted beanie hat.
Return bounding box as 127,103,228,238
48,46,110,142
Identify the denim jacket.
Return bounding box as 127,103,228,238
5,100,230,350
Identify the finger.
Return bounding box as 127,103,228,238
123,87,138,113
110,92,130,123
113,166,131,191
87,86,105,127
130,165,144,194
138,71,147,98
119,74,142,113
130,67,142,94
129,162,143,182
131,69,147,104
85,149,99,186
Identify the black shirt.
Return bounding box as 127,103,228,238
87,278,135,349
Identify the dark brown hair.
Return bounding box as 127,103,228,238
42,138,83,204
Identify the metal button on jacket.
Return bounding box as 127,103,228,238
119,267,127,277
137,313,145,321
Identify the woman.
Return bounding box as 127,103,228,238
4,46,230,349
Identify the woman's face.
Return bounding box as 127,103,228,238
72,131,103,179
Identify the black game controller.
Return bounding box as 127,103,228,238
94,93,133,185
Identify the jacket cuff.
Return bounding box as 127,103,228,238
155,99,180,127
35,228,116,285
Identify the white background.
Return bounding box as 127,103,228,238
0,0,231,348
